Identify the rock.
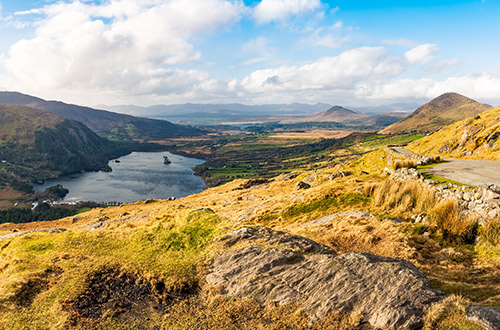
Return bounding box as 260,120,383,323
328,171,353,180
244,194,263,201
303,173,321,184
0,228,67,241
72,216,81,223
466,306,500,330
234,178,270,190
207,227,445,330
483,189,500,202
276,172,300,181
488,209,499,219
295,181,311,190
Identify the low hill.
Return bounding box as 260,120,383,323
0,105,130,190
380,92,492,134
0,91,205,141
305,106,365,123
407,106,500,160
282,105,407,129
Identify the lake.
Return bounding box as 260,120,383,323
34,152,206,203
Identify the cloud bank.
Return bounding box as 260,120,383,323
0,0,499,107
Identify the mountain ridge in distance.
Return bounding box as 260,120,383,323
0,104,131,190
0,91,205,141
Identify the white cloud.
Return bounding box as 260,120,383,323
404,43,439,65
253,0,321,24
1,0,243,104
241,47,404,93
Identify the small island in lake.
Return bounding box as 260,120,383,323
163,156,171,164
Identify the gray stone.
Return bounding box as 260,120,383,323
466,306,500,330
207,227,445,330
295,181,311,190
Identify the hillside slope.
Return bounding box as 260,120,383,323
306,106,365,122
0,105,130,188
407,106,500,160
0,91,205,141
0,155,495,329
282,105,406,129
380,92,492,134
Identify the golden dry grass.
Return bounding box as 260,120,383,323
296,215,418,261
423,295,481,330
408,107,500,160
364,179,437,218
430,199,479,244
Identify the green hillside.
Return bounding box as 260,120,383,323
0,105,130,193
0,91,206,141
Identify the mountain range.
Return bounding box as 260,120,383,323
0,105,131,191
0,91,205,141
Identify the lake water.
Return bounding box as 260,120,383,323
34,152,206,203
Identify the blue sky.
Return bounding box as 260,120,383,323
0,0,498,108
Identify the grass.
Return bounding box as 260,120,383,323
282,193,369,219
364,179,437,219
0,208,224,329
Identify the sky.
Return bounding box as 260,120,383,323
0,0,499,108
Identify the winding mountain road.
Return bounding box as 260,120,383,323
392,147,500,187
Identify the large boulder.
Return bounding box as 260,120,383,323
206,227,445,330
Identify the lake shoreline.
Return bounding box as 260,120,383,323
34,151,206,204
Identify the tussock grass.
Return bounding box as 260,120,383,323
393,159,418,170
480,216,500,246
423,295,481,330
430,199,478,245
365,179,479,244
364,179,436,218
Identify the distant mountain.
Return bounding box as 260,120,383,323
407,106,500,160
0,105,130,190
379,92,492,134
281,105,407,129
304,106,365,123
99,102,333,119
0,91,205,141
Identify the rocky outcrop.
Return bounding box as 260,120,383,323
388,166,500,223
0,228,66,241
206,226,445,329
466,306,500,330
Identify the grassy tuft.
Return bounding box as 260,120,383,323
430,199,478,245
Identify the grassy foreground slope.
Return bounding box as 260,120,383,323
1,146,498,329
380,92,492,134
407,107,500,160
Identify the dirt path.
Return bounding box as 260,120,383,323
392,147,500,187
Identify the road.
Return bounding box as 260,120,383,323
392,147,500,187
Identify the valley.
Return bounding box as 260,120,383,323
0,91,500,329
